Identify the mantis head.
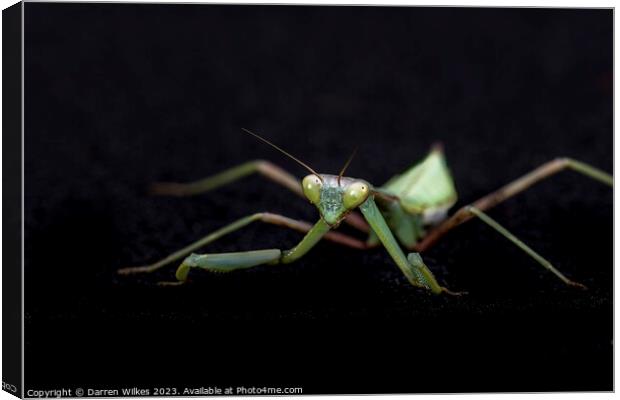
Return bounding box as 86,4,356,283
242,128,372,227
302,174,371,226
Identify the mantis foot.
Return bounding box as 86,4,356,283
566,280,588,290
118,265,156,275
157,280,186,287
440,286,468,296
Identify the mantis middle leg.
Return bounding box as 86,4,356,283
118,212,368,277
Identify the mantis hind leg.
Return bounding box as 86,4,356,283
149,160,303,197
466,206,586,289
416,157,612,288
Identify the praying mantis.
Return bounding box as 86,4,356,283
118,129,613,294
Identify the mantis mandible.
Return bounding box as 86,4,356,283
119,129,613,294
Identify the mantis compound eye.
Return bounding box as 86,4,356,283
343,181,370,209
302,174,322,204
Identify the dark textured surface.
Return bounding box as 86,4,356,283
24,4,612,394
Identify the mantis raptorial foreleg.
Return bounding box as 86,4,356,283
149,159,370,233
175,218,331,281
359,197,449,294
118,212,368,276
415,157,612,287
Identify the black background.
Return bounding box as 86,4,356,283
24,4,612,394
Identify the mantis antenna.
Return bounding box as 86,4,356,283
241,128,323,181
337,147,358,186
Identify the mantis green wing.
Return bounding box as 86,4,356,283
364,146,457,248
382,145,458,219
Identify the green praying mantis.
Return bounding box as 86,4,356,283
119,129,613,294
